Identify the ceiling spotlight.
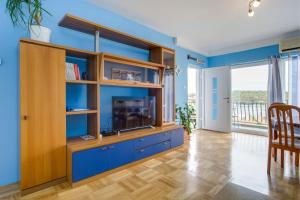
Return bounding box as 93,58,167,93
248,8,254,17
253,0,261,8
248,0,261,17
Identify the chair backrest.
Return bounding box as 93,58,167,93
268,103,300,148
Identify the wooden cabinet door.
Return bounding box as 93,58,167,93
20,42,66,190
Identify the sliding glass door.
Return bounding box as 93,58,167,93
231,64,269,135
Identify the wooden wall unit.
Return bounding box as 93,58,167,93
20,42,66,190
20,14,178,193
20,39,100,191
149,48,176,125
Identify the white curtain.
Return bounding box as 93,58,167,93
288,54,300,106
164,70,174,122
268,56,284,105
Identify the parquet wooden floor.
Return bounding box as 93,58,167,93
3,130,300,200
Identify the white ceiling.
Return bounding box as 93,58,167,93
91,0,300,56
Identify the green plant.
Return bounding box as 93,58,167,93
176,104,196,135
5,0,50,28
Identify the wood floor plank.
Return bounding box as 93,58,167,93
4,130,300,200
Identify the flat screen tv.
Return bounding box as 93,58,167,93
112,96,156,132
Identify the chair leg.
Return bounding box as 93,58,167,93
267,145,272,175
281,149,284,168
274,148,277,162
296,151,299,168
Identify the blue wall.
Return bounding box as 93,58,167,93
208,45,279,67
0,0,206,186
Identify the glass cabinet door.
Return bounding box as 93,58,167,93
162,50,175,123
102,60,161,85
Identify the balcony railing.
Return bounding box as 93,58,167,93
187,99,268,130
232,101,268,129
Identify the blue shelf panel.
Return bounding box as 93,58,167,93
66,115,88,138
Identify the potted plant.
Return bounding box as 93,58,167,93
6,0,51,42
176,103,196,140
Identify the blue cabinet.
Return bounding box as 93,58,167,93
71,128,183,182
171,128,184,148
107,140,135,169
72,146,109,182
135,141,171,160
134,132,171,149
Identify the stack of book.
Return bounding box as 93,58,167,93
66,62,81,80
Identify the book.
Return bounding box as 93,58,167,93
66,63,75,80
75,64,81,80
66,62,81,80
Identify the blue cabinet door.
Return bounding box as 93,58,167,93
134,132,171,149
160,131,171,142
107,140,135,169
135,141,171,160
72,146,109,182
171,128,184,148
155,141,171,154
134,134,159,149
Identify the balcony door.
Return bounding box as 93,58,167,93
231,63,270,135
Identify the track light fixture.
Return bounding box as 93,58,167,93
253,0,261,8
248,0,261,17
248,7,254,17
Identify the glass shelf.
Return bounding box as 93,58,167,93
100,53,163,88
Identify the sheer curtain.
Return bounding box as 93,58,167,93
268,56,284,105
163,69,174,122
288,53,300,106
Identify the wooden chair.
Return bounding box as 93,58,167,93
267,103,300,175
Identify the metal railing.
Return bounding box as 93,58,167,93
232,101,268,129
187,99,268,130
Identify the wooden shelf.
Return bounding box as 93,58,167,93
100,79,162,89
101,53,164,69
20,38,97,58
66,80,97,85
67,136,99,145
59,14,174,51
66,110,97,115
163,122,176,126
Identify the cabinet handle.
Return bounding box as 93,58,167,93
101,147,108,150
139,149,144,152
23,115,29,120
109,146,114,149
139,138,145,141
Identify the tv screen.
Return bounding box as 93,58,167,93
112,96,156,132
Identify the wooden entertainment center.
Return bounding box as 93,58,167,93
20,14,183,192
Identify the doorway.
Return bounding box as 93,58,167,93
203,67,231,132
231,63,269,135
187,66,202,129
